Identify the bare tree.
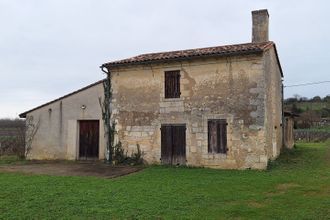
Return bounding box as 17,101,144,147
25,116,40,158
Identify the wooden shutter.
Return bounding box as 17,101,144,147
208,119,227,154
208,120,218,153
171,125,186,165
165,70,180,98
175,71,180,97
161,124,186,165
161,125,172,164
218,120,227,153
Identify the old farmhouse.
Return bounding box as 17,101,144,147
20,9,285,169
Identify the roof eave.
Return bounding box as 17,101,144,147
101,49,264,70
269,44,284,77
19,113,27,118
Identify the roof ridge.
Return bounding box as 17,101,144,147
132,41,270,56
101,41,273,68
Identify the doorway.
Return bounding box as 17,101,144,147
79,120,99,160
161,124,186,165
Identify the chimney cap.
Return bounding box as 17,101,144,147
252,9,269,17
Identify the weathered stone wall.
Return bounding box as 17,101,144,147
284,117,295,149
111,53,276,169
25,82,105,160
263,48,283,159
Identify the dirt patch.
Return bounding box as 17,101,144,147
0,161,143,178
265,191,285,196
265,183,301,197
304,185,330,197
275,183,301,191
246,201,265,208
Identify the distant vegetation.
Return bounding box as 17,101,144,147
284,95,330,130
0,118,25,158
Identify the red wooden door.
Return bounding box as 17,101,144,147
161,124,186,165
79,120,99,160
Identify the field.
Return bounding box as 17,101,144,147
295,101,330,111
0,120,25,157
0,142,329,219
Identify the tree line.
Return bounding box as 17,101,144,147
285,94,330,104
284,94,330,129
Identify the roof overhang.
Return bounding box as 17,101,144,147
101,41,274,69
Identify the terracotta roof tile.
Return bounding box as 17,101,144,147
102,41,274,68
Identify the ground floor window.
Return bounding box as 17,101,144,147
208,119,227,154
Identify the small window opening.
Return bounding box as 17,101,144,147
164,70,180,98
208,119,228,154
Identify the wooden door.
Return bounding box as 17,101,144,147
79,120,99,160
161,124,186,165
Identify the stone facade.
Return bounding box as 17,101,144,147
110,48,283,169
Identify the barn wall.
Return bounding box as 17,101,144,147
111,53,273,169
25,83,105,160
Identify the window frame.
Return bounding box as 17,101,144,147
207,119,228,154
164,70,181,99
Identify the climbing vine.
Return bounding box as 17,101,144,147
99,68,116,163
99,67,144,165
25,116,40,158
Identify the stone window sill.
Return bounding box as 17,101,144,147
161,97,184,102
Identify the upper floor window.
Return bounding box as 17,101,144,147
165,70,180,98
208,119,228,154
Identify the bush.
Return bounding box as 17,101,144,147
113,142,144,165
0,118,25,158
113,141,128,164
130,144,144,165
0,136,25,159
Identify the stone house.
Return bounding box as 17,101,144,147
20,9,284,169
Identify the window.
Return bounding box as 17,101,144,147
208,119,227,154
165,70,180,98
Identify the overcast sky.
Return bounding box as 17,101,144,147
0,0,329,118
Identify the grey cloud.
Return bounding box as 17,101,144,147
0,0,329,118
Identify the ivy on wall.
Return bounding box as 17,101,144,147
99,69,115,163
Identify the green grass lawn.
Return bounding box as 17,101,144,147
296,126,330,132
1,143,330,219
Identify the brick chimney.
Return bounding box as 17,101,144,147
252,9,269,42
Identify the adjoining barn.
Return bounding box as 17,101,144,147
20,80,106,160
20,9,287,169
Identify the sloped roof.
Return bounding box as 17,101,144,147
19,79,105,118
101,41,275,68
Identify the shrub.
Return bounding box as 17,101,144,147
112,142,144,165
